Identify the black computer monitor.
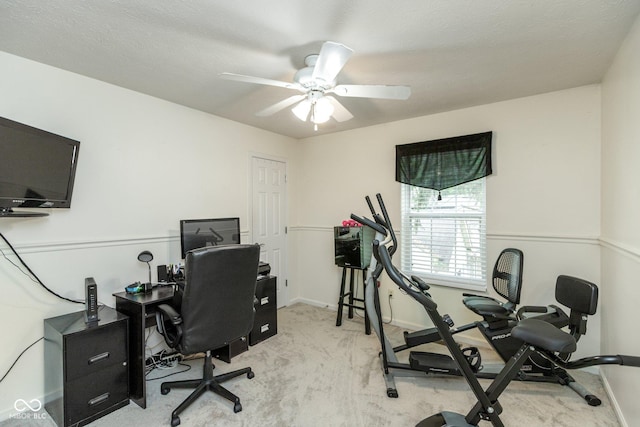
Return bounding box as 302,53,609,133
179,217,240,259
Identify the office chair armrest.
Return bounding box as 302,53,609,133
158,304,182,325
157,304,183,348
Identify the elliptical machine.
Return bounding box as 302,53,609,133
353,194,513,397
365,195,640,426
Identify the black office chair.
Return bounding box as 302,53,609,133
156,244,260,427
462,247,524,329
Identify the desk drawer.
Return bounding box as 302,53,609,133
65,320,127,382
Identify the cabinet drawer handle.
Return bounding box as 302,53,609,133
88,392,110,407
88,352,110,365
260,297,269,306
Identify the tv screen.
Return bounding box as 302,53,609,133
180,217,241,258
0,116,80,215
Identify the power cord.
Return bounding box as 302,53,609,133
386,292,394,324
0,231,83,385
146,362,191,381
0,231,82,304
0,337,43,384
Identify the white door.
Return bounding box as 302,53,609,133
252,156,288,307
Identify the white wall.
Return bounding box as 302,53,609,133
0,51,297,419
601,13,640,427
291,85,602,355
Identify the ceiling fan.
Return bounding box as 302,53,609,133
220,41,411,130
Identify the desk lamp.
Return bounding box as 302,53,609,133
137,250,154,291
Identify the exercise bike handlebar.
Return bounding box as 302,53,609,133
620,355,640,366
542,351,640,370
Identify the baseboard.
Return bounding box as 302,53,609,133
600,369,627,427
293,297,338,310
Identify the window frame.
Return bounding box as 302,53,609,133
400,180,487,292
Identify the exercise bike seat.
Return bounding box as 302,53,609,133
462,295,514,320
463,248,523,323
512,318,577,354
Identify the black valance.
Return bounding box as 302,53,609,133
395,131,493,196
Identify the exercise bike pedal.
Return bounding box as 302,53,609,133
409,351,460,375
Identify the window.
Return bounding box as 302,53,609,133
400,179,487,291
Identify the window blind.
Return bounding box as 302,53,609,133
401,182,487,290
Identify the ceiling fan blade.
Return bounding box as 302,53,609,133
326,96,354,122
311,41,353,84
256,95,306,117
219,72,301,90
333,84,411,100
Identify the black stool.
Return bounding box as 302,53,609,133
336,267,371,335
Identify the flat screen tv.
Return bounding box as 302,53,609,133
0,116,80,217
180,217,241,258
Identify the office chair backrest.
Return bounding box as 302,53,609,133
492,248,523,305
179,244,261,354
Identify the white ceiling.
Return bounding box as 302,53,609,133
1,1,639,139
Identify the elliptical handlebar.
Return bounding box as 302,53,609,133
364,195,391,231
375,193,398,257
354,193,430,293
350,213,387,236
365,195,376,216
376,238,437,311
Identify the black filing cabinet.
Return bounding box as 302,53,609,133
44,306,129,427
250,275,277,345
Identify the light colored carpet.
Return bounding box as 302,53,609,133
2,303,622,426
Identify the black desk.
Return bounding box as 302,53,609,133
113,286,174,409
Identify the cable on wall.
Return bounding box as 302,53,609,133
0,337,43,384
0,231,82,304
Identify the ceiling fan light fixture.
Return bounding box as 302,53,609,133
292,100,311,121
310,97,334,124
221,41,409,130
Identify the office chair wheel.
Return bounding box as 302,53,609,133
247,370,255,379
171,415,180,427
161,386,170,395
234,402,242,413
